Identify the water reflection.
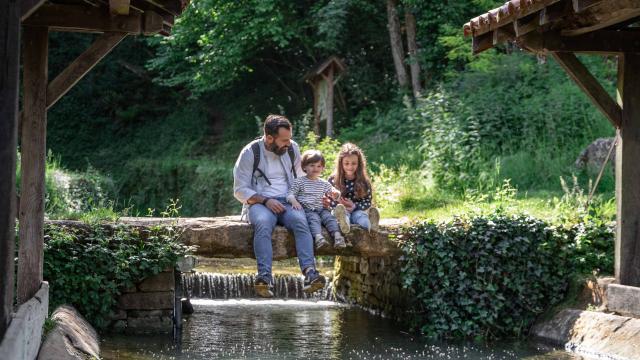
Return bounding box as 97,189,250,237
101,299,589,360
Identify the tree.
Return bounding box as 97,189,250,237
386,0,408,89
405,8,421,96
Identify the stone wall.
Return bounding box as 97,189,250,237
332,255,409,320
109,269,177,333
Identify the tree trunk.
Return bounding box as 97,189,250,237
0,0,21,339
405,9,421,97
386,0,408,89
325,66,335,138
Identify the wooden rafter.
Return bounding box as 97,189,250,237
551,52,622,128
20,0,46,21
23,4,164,35
47,32,128,110
543,30,640,54
572,0,603,13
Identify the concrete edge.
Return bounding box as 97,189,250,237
531,309,640,360
0,282,49,360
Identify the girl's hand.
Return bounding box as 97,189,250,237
340,198,356,212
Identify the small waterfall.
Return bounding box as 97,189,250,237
182,272,333,300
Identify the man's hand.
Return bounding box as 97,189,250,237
265,198,286,214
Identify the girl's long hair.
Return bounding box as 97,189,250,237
331,143,372,199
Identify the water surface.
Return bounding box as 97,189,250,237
101,299,590,360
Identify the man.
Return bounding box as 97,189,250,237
233,114,326,298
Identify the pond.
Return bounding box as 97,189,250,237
101,298,589,360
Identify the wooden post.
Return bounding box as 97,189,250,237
0,0,21,338
616,53,640,287
18,26,49,305
325,65,334,138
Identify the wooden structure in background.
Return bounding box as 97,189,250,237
465,0,640,286
305,56,346,138
0,0,186,346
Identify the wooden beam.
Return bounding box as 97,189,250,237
472,31,494,54
551,52,622,128
18,26,48,305
616,52,640,287
572,0,603,13
20,0,46,21
514,12,540,37
543,30,640,54
563,0,640,36
47,32,127,110
23,4,163,34
0,0,21,339
540,0,571,25
109,0,131,15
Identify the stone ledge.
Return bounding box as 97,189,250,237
531,309,640,360
118,291,173,310
607,284,640,317
47,216,403,259
38,305,100,360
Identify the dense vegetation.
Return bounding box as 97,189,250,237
44,222,192,329
399,211,614,339
32,0,618,337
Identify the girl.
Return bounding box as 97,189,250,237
328,143,379,233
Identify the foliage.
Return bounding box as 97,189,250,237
399,212,573,339
43,222,193,329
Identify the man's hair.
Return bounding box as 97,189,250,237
301,150,325,169
264,114,292,137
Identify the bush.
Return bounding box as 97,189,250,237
399,213,572,339
43,223,193,329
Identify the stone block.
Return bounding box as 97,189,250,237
38,305,100,360
128,310,173,318
138,272,175,292
126,316,173,334
359,258,369,274
118,291,174,310
607,284,640,317
109,309,127,321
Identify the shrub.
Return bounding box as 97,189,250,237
43,222,193,329
399,213,572,339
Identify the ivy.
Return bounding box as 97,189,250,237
43,223,193,329
399,213,576,339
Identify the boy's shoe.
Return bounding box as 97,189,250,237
302,268,326,294
334,204,351,234
368,207,380,232
333,232,346,249
254,274,274,298
314,234,330,250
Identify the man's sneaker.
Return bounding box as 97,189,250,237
334,204,351,234
302,268,326,294
368,207,380,232
314,234,330,250
254,274,274,298
333,232,346,249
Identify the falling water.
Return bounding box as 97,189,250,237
182,272,334,300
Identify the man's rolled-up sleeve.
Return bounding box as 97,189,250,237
233,146,257,204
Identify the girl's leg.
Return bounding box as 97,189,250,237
350,209,371,230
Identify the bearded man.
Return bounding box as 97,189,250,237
233,114,326,297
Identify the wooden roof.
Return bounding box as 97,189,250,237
464,0,640,54
22,0,189,36
304,56,346,82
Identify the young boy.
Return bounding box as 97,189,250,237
287,150,347,249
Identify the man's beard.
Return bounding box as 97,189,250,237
268,142,288,155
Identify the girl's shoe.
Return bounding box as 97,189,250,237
334,204,351,234
368,207,380,232
333,232,347,249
